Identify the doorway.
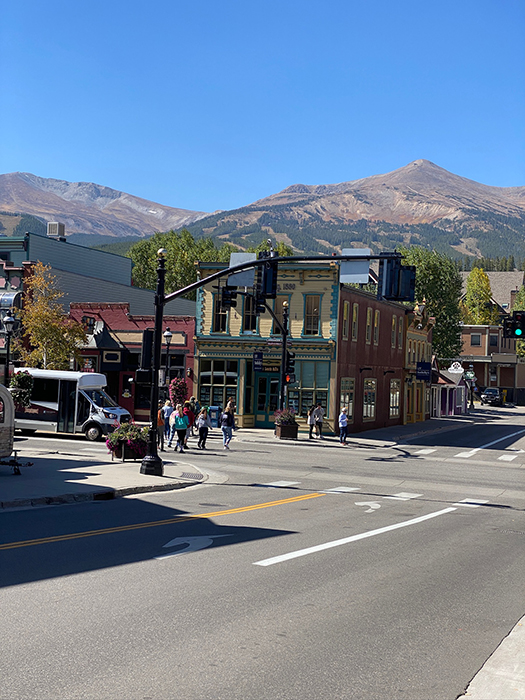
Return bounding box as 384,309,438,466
254,374,280,427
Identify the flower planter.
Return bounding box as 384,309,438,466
275,423,299,440
114,442,145,461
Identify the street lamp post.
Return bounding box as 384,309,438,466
2,314,15,387
140,249,167,477
163,327,173,394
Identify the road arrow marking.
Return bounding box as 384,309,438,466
155,534,232,560
355,501,381,513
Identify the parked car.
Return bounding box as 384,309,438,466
480,387,503,406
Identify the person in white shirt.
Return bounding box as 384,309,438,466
312,404,325,438
338,407,348,445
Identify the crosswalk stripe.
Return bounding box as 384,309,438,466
498,453,518,462
384,492,423,501
322,487,361,494
452,498,489,508
414,448,436,455
255,481,300,488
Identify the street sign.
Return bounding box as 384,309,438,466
253,351,263,371
340,248,371,284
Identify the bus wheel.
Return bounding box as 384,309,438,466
85,424,102,441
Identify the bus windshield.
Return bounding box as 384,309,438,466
81,389,118,409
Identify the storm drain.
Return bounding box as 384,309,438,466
180,472,204,481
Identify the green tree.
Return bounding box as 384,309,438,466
461,267,499,324
15,262,87,369
400,247,463,360
128,229,236,298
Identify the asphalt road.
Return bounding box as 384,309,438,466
1,413,524,699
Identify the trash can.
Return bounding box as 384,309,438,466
209,406,220,428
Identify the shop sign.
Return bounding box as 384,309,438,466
416,361,431,381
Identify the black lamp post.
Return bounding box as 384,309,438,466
278,301,289,410
163,327,173,391
140,249,167,476
3,313,15,387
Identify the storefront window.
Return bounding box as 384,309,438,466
295,361,330,417
340,377,354,421
363,378,377,420
389,379,400,417
199,358,238,408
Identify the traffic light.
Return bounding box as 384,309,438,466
285,351,296,373
254,294,267,315
504,311,525,338
256,251,278,299
377,255,416,302
135,328,153,384
285,373,296,384
221,286,238,309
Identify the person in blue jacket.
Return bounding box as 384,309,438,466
168,404,190,453
220,405,235,450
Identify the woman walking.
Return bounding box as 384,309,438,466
162,400,173,441
196,407,212,449
338,407,348,445
168,404,189,453
220,405,235,449
307,406,316,439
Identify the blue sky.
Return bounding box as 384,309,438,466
1,0,524,213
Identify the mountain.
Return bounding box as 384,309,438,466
0,172,208,245
1,162,525,259
183,160,525,259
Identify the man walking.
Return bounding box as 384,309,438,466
312,403,325,439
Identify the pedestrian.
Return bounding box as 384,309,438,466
163,400,173,440
168,404,189,453
196,407,212,449
189,396,200,435
312,403,325,438
338,407,348,445
183,401,195,448
156,401,165,451
220,405,235,449
307,406,316,439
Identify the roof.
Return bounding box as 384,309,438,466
460,271,524,310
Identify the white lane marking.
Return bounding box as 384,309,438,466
384,492,423,501
255,481,301,488
453,498,489,508
498,453,518,462
414,448,436,455
254,508,457,567
455,428,525,458
355,501,381,512
322,487,361,493
155,534,232,560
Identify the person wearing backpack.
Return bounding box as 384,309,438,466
168,404,190,453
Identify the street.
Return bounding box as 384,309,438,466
1,409,524,699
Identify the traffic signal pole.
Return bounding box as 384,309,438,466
279,302,289,411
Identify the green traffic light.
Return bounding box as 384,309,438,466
516,328,523,336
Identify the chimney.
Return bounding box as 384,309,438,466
47,222,67,242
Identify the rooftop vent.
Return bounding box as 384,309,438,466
47,222,67,242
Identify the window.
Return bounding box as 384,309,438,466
391,316,397,348
342,301,349,340
212,296,228,333
373,310,380,345
398,316,403,349
363,378,377,420
272,296,288,334
389,379,401,418
340,377,354,421
408,340,412,365
365,307,373,344
470,334,481,347
199,359,238,408
242,295,257,333
296,360,330,417
351,303,359,341
489,334,498,347
304,295,320,335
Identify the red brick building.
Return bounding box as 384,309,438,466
69,303,195,421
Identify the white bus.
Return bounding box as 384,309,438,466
14,368,131,441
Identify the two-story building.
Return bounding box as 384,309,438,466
194,260,432,432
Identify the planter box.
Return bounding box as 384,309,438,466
275,423,299,440
114,442,145,461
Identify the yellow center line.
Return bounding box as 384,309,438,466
0,492,324,551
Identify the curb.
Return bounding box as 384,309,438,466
0,476,204,511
